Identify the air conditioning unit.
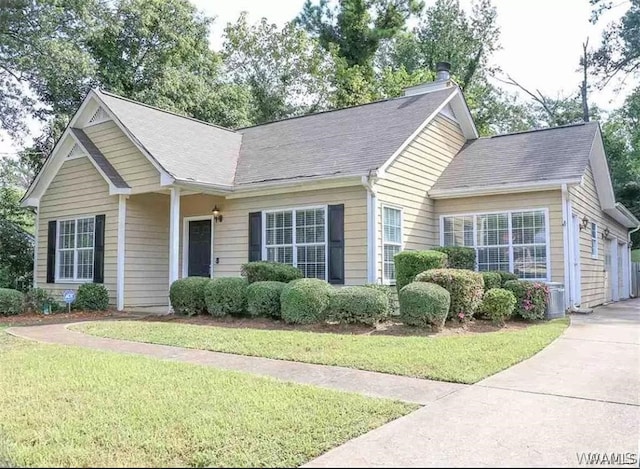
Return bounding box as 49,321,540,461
545,282,566,319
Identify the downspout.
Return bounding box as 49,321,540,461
362,172,379,284
561,184,572,309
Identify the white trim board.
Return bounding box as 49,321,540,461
181,216,215,279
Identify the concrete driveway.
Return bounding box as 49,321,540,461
306,300,640,468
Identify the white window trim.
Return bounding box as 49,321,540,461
181,216,215,278
55,215,96,283
439,208,551,282
591,222,598,259
382,204,404,285
261,205,329,281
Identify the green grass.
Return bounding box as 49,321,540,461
0,331,414,467
632,249,640,262
75,318,569,384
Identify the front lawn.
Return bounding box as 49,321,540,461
75,318,569,384
0,331,414,467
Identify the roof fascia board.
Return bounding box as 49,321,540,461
449,89,479,139
429,178,581,199
93,89,175,183
377,89,459,177
588,124,617,211
22,91,100,203
226,174,365,199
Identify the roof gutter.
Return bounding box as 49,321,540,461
429,178,582,199
226,173,369,199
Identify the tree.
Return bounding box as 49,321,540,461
591,0,639,86
222,13,334,124
297,0,423,70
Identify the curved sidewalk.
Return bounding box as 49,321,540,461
6,322,463,406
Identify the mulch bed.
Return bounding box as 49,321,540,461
142,313,533,337
0,310,133,327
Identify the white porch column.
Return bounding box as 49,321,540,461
169,187,181,286
116,195,127,311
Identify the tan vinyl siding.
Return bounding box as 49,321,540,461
84,120,161,193
179,186,368,284
434,191,564,283
569,163,629,307
124,193,170,307
375,114,466,281
36,157,119,304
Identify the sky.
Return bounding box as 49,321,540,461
0,0,628,156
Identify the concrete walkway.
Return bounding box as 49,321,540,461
6,322,462,406
7,300,640,467
305,300,640,467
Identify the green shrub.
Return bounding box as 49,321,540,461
0,288,24,316
393,250,448,292
504,280,549,320
432,246,476,270
327,286,389,325
204,277,248,317
247,281,286,317
22,287,63,314
481,272,502,290
364,284,399,315
241,261,303,284
170,277,209,316
398,282,450,330
280,278,333,324
415,268,484,319
497,271,518,286
75,283,109,311
480,288,517,325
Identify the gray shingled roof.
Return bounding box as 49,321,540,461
430,122,599,193
235,88,456,185
97,90,241,187
70,128,130,189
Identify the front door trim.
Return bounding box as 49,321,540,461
182,215,214,278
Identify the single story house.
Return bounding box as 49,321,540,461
22,65,639,313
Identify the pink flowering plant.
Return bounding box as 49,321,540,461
503,280,550,320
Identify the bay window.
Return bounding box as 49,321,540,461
57,217,95,281
441,209,549,280
383,206,403,282
264,207,326,280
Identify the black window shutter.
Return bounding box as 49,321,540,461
248,212,262,262
46,220,56,283
327,204,345,284
93,214,105,283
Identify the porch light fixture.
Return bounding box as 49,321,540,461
580,215,589,231
212,205,223,222
601,226,610,239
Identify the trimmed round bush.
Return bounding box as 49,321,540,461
75,283,109,311
432,246,476,270
363,284,399,316
504,280,549,320
170,277,209,316
0,288,24,316
497,271,518,286
481,272,502,290
280,278,333,324
204,277,248,317
480,288,517,325
399,282,450,330
393,250,448,292
241,261,303,284
247,281,286,317
415,268,484,319
327,286,389,325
